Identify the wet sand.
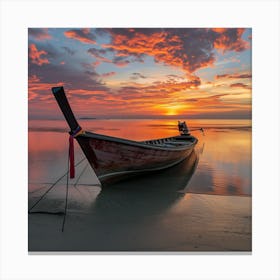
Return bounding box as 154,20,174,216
29,186,251,251
28,154,251,252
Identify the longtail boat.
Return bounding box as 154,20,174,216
51,86,198,186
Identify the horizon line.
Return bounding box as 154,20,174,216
29,116,252,121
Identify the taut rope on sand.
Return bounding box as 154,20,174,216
61,149,71,232
28,157,86,214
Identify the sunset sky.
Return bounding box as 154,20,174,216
28,28,252,119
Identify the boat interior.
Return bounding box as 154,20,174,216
142,136,195,148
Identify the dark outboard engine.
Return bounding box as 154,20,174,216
178,121,190,135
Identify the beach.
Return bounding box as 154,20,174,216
28,119,252,252
29,189,251,251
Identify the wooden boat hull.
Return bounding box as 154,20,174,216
51,86,198,186
76,132,197,184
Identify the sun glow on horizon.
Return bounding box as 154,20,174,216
150,103,191,116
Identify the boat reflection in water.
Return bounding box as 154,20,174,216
90,150,199,220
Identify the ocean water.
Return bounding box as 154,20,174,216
28,118,251,195
28,119,252,251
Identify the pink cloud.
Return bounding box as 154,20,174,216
64,28,96,44
28,75,62,101
29,44,49,66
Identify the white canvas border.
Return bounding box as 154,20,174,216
0,0,279,279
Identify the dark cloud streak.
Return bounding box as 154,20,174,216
216,73,252,79
29,28,51,41
130,72,147,79
230,83,251,89
64,28,96,44
62,46,76,56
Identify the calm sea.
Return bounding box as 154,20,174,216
28,118,251,196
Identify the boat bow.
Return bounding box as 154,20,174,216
51,86,198,185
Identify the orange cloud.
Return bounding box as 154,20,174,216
28,28,251,119
29,44,49,66
28,75,60,101
212,28,249,52
119,77,201,98
64,28,96,44
211,28,227,33
103,30,188,70
101,28,248,74
45,77,203,117
183,93,251,117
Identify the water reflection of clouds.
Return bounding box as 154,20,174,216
29,132,84,183
29,120,251,197
183,129,251,196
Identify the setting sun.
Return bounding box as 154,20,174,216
165,104,189,116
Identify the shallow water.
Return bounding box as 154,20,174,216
29,118,251,196
28,119,252,251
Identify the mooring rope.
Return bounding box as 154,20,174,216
61,149,71,232
74,163,88,188
188,128,205,136
28,157,86,213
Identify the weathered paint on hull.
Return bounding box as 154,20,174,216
76,134,197,184
51,86,198,185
